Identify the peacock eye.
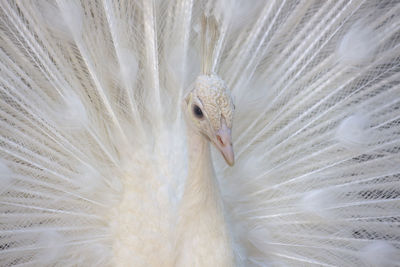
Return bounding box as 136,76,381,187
192,105,204,119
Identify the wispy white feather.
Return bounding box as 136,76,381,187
0,160,13,194
337,23,377,66
35,230,65,265
336,114,371,150
359,240,399,267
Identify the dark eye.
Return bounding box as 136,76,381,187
192,105,204,119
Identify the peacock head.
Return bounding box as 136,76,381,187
184,74,235,166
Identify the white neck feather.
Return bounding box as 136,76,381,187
174,126,235,266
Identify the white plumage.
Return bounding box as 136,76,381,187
0,0,399,266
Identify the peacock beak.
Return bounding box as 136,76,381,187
214,122,234,166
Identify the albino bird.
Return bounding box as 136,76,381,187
0,0,400,266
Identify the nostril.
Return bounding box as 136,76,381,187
217,135,225,146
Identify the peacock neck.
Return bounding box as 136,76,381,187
184,128,216,204
174,125,235,266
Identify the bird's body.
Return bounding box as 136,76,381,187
1,0,400,266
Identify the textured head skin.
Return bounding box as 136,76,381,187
184,74,235,165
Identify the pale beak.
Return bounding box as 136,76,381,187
214,122,234,166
